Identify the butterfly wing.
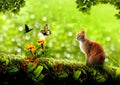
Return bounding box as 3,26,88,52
41,24,51,36
25,24,32,33
25,24,29,33
48,29,51,34
41,30,45,34
44,24,48,32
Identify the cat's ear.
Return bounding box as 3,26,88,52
81,29,85,33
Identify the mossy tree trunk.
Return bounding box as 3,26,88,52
0,56,120,85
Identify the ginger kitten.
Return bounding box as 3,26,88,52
76,29,105,65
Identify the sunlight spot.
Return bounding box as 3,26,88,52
30,14,35,19
64,52,71,58
18,26,23,31
3,26,8,31
105,49,111,56
38,32,45,40
106,36,111,41
0,37,3,42
68,31,72,36
67,23,74,28
48,42,53,47
17,42,21,47
8,49,12,53
42,16,47,21
16,48,21,53
34,22,40,29
118,39,120,43
25,35,30,40
56,25,61,29
3,33,7,38
105,58,109,62
2,15,6,20
56,54,60,58
7,20,11,23
11,38,15,42
67,48,71,52
110,44,115,51
44,4,48,8
61,43,65,47
51,22,56,25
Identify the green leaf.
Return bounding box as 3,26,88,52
48,60,53,67
5,59,9,65
116,68,120,76
9,67,18,73
27,63,36,73
81,69,86,74
37,74,44,81
96,76,106,83
59,72,68,79
93,70,97,76
0,58,5,62
34,65,43,78
73,70,81,80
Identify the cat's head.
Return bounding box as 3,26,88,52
76,29,85,41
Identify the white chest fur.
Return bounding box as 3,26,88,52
79,41,86,54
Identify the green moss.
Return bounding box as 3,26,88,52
0,54,119,85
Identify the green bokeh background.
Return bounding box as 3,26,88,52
0,0,120,67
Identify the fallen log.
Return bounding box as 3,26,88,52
0,55,119,85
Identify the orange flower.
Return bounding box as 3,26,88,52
30,48,36,54
26,44,35,50
37,39,46,45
